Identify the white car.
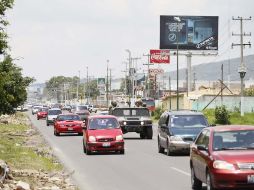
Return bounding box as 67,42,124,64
88,105,98,113
32,106,42,115
46,108,62,126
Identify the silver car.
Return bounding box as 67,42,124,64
46,108,62,126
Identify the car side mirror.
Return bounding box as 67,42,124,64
161,124,167,129
197,145,208,151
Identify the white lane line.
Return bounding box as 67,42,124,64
170,167,190,176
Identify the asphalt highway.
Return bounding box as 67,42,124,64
28,112,206,190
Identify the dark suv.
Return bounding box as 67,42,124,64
157,110,209,155
109,107,153,139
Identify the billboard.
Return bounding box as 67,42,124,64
150,49,170,64
160,15,218,50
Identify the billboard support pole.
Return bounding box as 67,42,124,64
186,53,192,95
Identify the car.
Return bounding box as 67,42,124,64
37,107,48,120
46,108,62,126
157,110,209,155
82,115,124,155
53,113,83,136
87,105,97,113
109,107,153,139
72,105,90,121
190,125,254,190
31,105,42,115
98,110,109,115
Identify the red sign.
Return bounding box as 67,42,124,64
150,49,170,64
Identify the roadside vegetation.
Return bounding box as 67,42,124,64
0,113,62,171
203,108,254,125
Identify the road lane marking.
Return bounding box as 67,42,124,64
170,167,190,176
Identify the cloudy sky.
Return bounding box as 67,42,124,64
6,0,254,83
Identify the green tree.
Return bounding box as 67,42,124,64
0,56,34,114
85,79,99,100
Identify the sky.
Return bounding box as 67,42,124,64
6,0,254,83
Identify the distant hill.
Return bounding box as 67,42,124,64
166,54,254,81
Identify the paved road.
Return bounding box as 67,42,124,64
28,112,204,190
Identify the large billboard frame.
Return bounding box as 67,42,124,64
160,15,219,51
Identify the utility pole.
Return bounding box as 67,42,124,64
125,49,132,105
169,76,171,110
86,66,89,104
76,70,80,104
143,54,154,98
221,64,224,105
131,57,141,100
232,16,251,116
193,72,197,91
106,60,109,107
121,62,128,96
110,68,112,102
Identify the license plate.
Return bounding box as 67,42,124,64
102,142,111,147
247,175,254,183
68,127,73,131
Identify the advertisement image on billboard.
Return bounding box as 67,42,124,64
160,15,218,50
150,49,170,64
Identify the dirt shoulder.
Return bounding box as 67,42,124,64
0,113,79,190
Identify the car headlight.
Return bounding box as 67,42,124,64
89,136,96,142
116,135,123,141
141,121,144,125
59,124,65,127
169,136,183,142
213,160,235,170
123,121,127,125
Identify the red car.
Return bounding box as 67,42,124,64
37,108,48,120
82,115,124,155
190,125,254,190
54,114,83,136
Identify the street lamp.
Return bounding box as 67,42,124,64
174,16,181,110
238,65,246,116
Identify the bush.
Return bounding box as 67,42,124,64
152,107,164,120
215,106,230,124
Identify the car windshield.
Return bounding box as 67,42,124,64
48,110,62,115
213,130,254,151
171,115,207,128
39,108,48,112
89,118,119,130
58,115,81,121
76,106,87,111
112,108,150,117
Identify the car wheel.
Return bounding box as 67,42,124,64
146,126,153,139
78,132,83,136
166,142,173,156
46,122,49,126
83,140,86,153
140,132,146,139
158,137,164,153
191,166,202,190
206,171,215,190
119,149,125,154
54,129,60,136
37,117,39,120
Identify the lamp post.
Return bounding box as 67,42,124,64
174,16,181,110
